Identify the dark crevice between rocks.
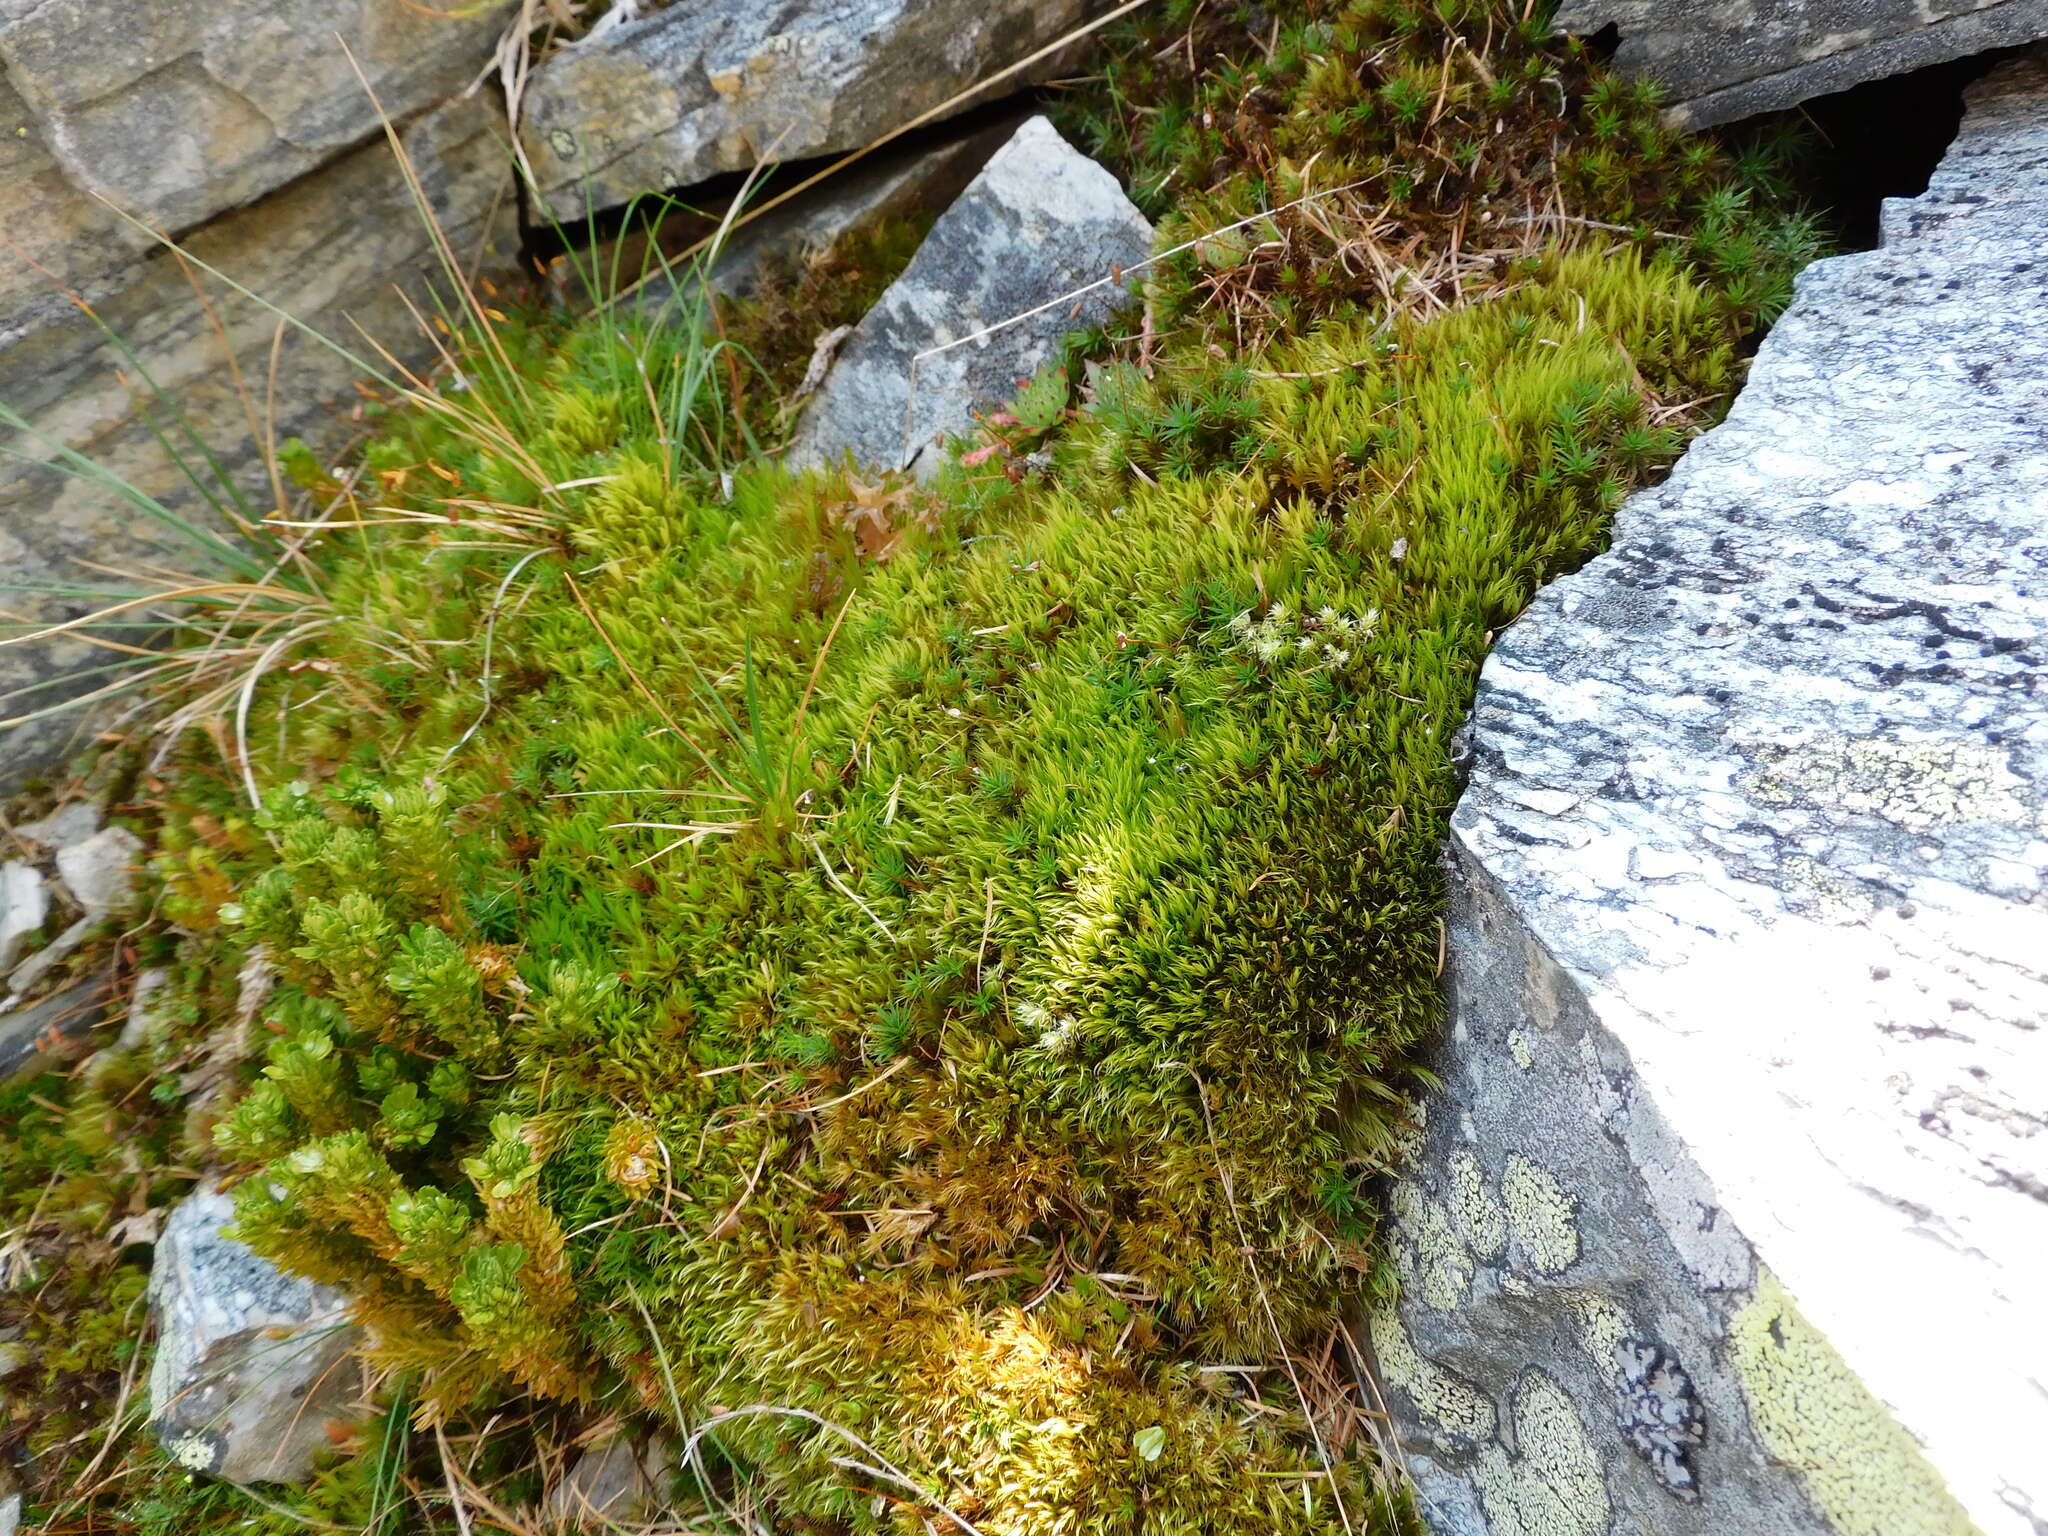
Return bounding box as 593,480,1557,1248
1768,44,2036,250
517,86,1050,288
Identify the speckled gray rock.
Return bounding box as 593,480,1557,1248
1553,0,2048,127
149,1181,364,1485
519,0,1100,223
54,824,143,917
546,1435,676,1530
1382,54,2048,1536
784,116,1151,475
0,0,514,232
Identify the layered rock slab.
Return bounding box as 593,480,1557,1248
1554,0,2048,127
785,115,1151,475
1382,53,2048,1536
0,0,514,231
518,0,1101,223
1,89,519,793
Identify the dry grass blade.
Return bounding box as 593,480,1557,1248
337,34,529,412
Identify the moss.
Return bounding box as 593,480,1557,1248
1729,1269,1978,1536
1060,0,1825,334
135,237,1735,1530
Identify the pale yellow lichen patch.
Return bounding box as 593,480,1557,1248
1728,1270,1979,1536
1563,1289,1629,1370
1747,736,2033,835
168,1431,220,1472
1473,1370,1610,1536
1448,1148,1509,1261
1508,1028,1534,1070
1388,1094,1430,1164
1369,1302,1497,1446
1390,1181,1474,1309
1775,852,1881,925
1503,1153,1580,1274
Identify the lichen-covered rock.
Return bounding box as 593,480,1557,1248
784,116,1151,475
1,88,520,795
518,0,1099,223
0,0,514,232
1553,0,2048,127
148,1181,364,1485
1385,53,2048,1536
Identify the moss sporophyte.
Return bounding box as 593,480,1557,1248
0,0,1827,1529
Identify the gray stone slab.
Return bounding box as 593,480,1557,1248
546,1436,676,1530
0,0,514,232
784,115,1151,476
587,119,1018,318
13,800,103,852
1386,52,2048,1536
518,0,1100,223
0,962,113,1079
6,915,94,1000
700,119,1021,303
1555,0,2048,127
54,824,143,917
0,862,47,975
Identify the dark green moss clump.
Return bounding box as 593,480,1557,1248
0,1,1824,1530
